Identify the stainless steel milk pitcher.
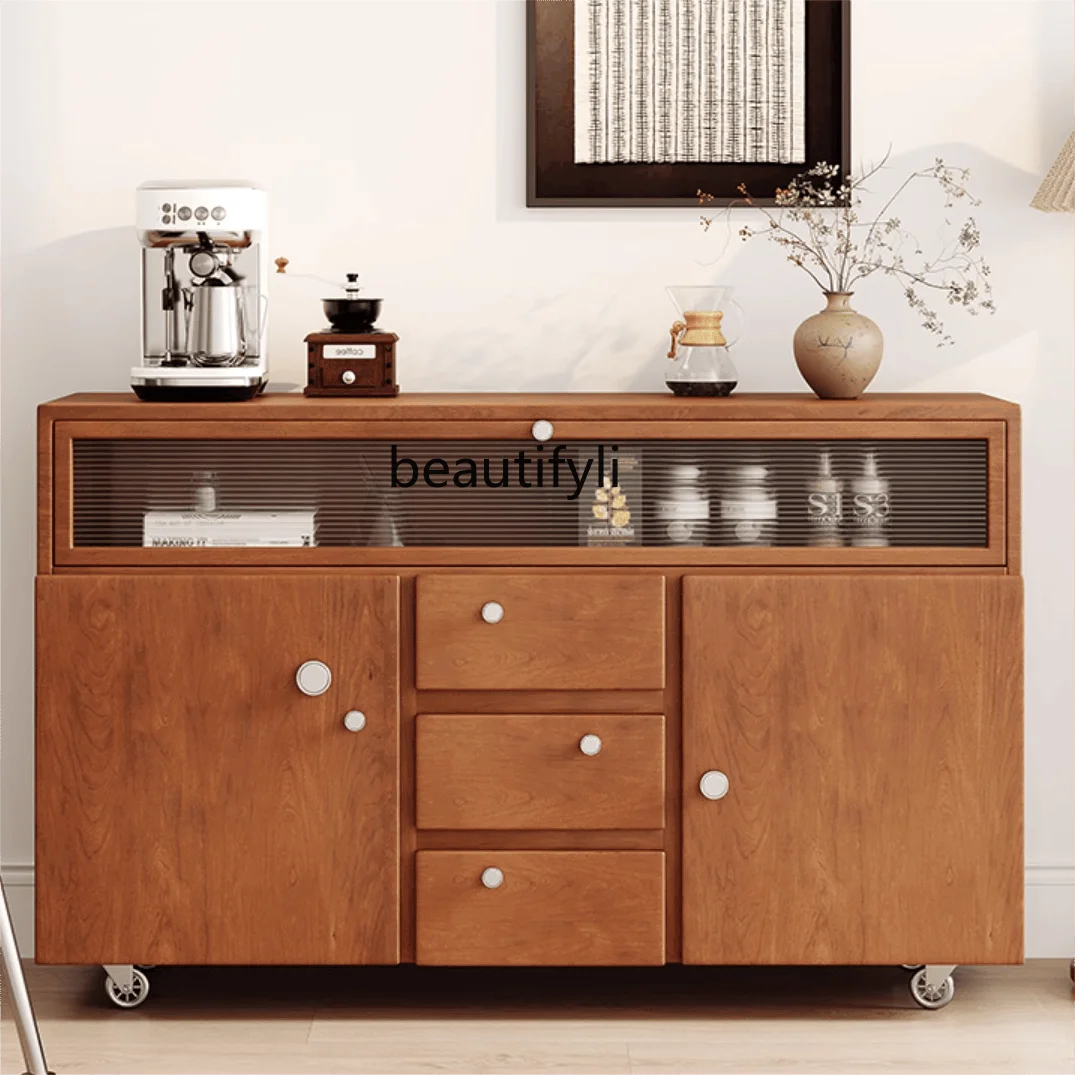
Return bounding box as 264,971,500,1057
189,279,247,366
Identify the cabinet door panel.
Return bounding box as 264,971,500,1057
36,574,400,965
682,575,1023,965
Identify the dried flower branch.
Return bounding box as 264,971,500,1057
699,155,995,345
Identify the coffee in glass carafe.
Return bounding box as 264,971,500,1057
665,285,744,397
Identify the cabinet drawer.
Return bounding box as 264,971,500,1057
416,714,665,830
415,574,665,690
416,850,665,965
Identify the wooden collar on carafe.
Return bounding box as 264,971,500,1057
682,311,727,346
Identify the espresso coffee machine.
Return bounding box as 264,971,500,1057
132,180,268,400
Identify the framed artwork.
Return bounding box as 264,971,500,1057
527,0,850,207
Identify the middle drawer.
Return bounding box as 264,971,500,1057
416,713,666,830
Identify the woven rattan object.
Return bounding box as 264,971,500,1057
1031,131,1074,212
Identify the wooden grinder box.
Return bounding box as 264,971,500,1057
305,332,399,397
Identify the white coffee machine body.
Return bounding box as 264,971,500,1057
133,180,268,401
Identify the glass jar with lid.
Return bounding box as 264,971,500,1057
719,464,778,546
654,464,710,545
191,469,219,514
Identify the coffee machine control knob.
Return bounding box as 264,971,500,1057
341,370,356,385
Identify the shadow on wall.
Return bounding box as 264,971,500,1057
7,146,1067,402
14,227,138,389
474,140,1063,399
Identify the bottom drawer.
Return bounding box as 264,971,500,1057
416,850,665,966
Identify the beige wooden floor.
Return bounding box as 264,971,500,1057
2,961,1071,1075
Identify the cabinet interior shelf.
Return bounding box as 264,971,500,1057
71,437,990,552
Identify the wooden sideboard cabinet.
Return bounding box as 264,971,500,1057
35,392,1024,1010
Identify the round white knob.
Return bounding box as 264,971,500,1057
579,734,603,756
295,660,332,696
531,419,554,442
699,770,730,801
343,710,366,732
341,370,356,385
481,601,504,624
480,867,504,889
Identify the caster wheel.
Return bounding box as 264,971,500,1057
910,967,955,1010
900,964,924,972
104,968,150,1009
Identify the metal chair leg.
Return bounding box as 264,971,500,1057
0,880,52,1075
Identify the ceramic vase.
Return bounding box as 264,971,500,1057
792,292,883,399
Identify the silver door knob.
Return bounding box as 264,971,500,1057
341,370,356,385
699,770,730,800
579,734,602,756
295,660,332,696
343,710,366,732
481,867,504,889
481,601,504,624
531,419,554,442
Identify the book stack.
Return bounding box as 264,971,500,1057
143,510,318,548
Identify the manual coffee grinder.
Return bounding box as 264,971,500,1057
276,259,399,397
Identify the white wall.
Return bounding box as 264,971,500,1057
2,0,1071,956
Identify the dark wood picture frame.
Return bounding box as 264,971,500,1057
527,0,850,207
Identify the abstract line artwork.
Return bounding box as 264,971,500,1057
574,0,806,165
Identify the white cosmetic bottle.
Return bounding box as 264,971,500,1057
806,450,843,546
849,451,890,547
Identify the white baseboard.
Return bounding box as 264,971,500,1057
2,864,36,956
1025,864,1075,958
4,864,1071,960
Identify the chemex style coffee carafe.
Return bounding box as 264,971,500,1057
665,285,744,397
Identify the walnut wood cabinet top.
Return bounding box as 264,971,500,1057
39,391,1019,423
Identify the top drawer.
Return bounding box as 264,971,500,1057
416,574,665,690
